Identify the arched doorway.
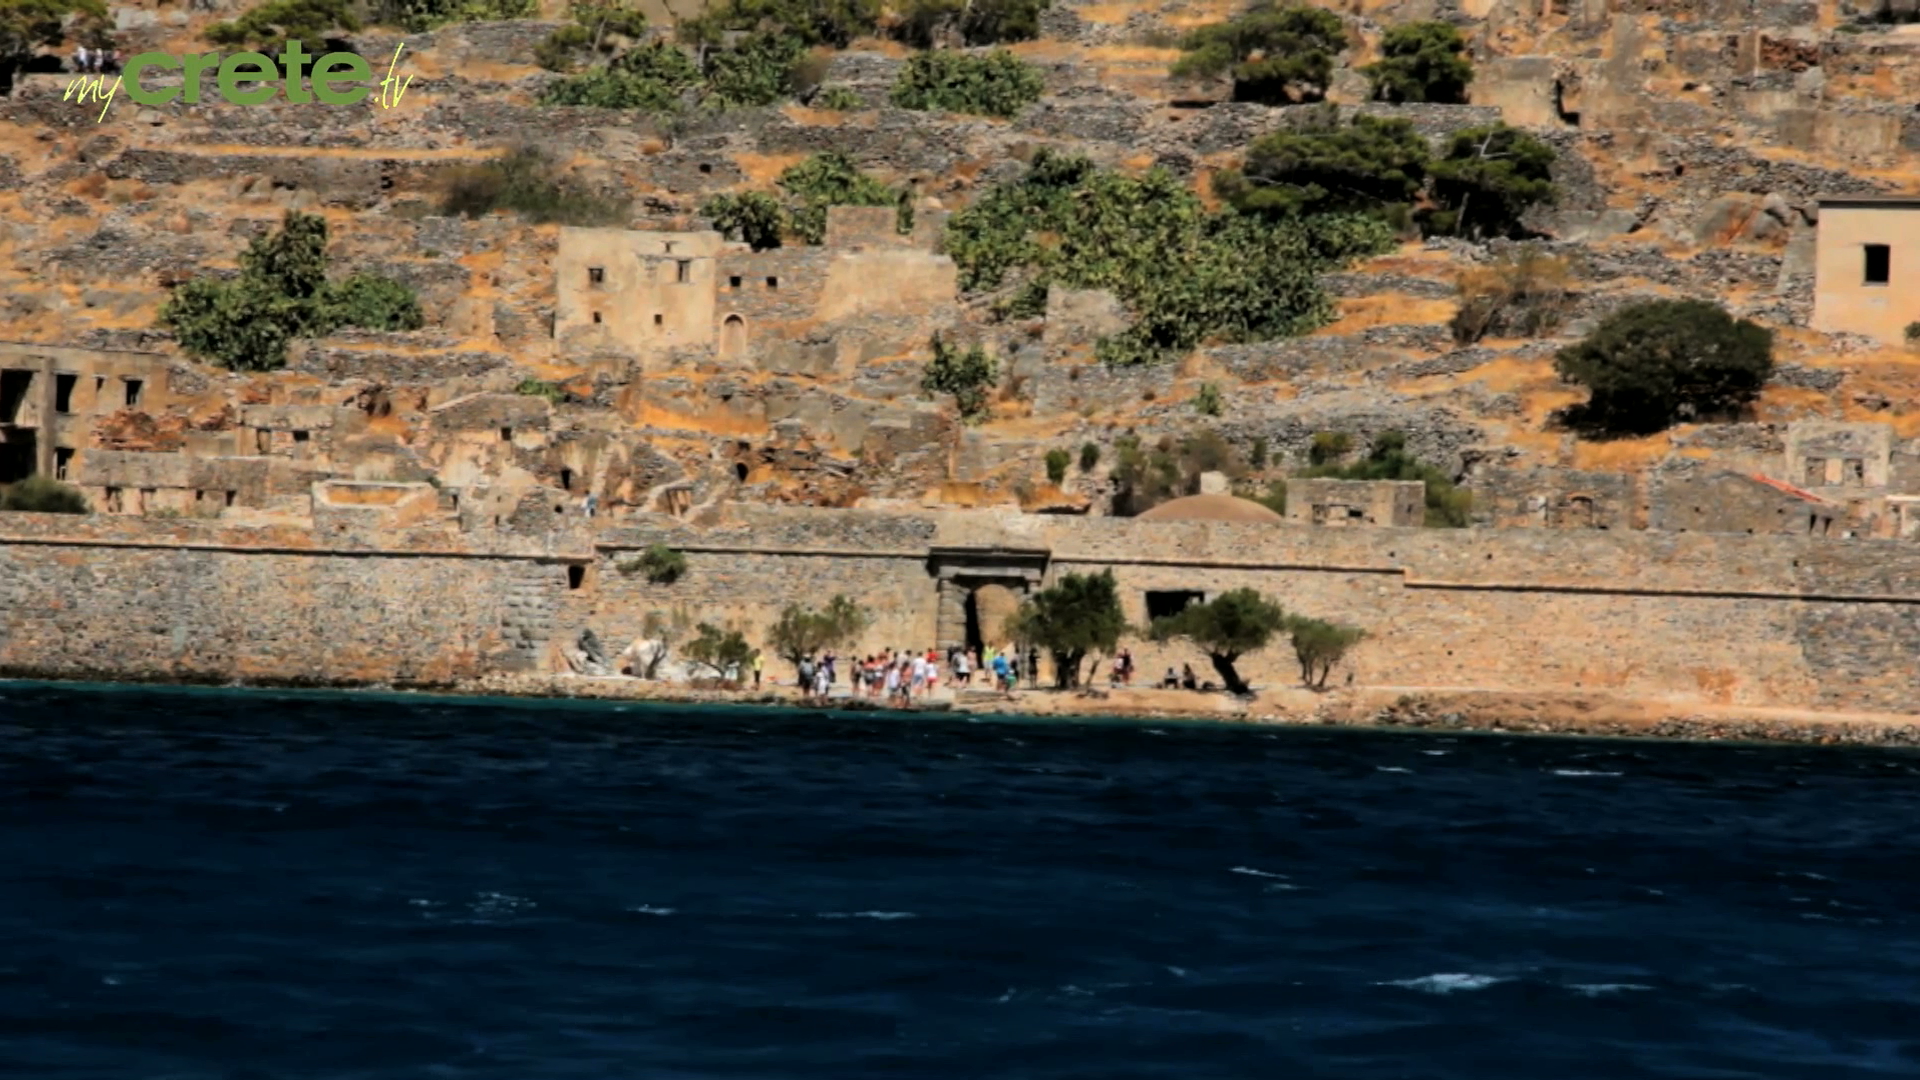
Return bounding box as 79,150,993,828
718,314,747,359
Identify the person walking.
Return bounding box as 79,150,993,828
751,651,762,690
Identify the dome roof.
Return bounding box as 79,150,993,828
1134,493,1284,524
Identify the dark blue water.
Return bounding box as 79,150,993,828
3,684,1919,1079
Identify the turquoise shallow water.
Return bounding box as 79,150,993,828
3,681,1918,1079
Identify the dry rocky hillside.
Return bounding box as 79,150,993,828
6,0,1920,530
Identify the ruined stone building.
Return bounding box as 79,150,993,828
1812,195,1920,344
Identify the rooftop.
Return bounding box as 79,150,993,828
1135,493,1285,525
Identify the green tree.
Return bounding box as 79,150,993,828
922,334,996,422
535,0,649,72
943,149,1393,366
1044,448,1070,484
682,622,759,680
1217,110,1429,220
160,211,422,372
1193,382,1223,416
703,29,809,107
1147,587,1288,696
1078,442,1100,472
624,544,687,583
1424,124,1557,240
777,152,909,244
891,0,1047,47
0,474,89,514
540,38,703,109
1361,20,1473,104
1297,430,1470,527
767,594,869,677
203,0,358,59
2,0,106,91
703,191,787,250
1005,569,1126,688
889,48,1044,119
441,145,630,226
1171,2,1346,104
1110,429,1247,516
1553,299,1774,436
1287,615,1365,689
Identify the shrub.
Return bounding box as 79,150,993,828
1171,2,1346,104
1424,124,1558,240
368,0,534,31
682,622,758,680
702,191,787,251
681,0,881,49
1248,436,1268,469
0,475,89,514
204,0,359,59
944,149,1394,367
1553,299,1774,435
767,594,868,677
516,379,566,403
1216,110,1430,220
535,0,649,72
1450,243,1576,345
1044,448,1070,484
539,38,702,109
923,333,996,421
1193,382,1223,416
1360,20,1473,104
619,544,688,583
1111,429,1248,515
1306,430,1351,465
813,84,862,110
889,48,1044,118
1299,430,1470,527
702,30,810,107
160,211,422,372
779,152,911,244
1147,587,1289,695
1005,569,1127,688
441,145,630,226
1905,320,1920,343
2,0,106,91
891,0,1048,45
1287,615,1365,689
1078,441,1100,472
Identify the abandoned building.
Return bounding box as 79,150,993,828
1283,479,1426,528
1811,194,1920,344
0,342,174,484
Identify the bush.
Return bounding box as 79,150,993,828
1905,320,1920,343
1306,430,1351,465
1217,110,1429,221
1424,124,1557,240
777,152,910,245
1171,2,1346,105
944,149,1394,366
1450,244,1576,345
814,84,862,110
442,145,630,226
368,0,534,32
160,211,422,372
923,333,996,421
889,48,1044,119
1005,569,1126,688
1553,299,1774,435
681,0,881,49
1078,442,1100,472
619,544,688,583
0,475,89,514
539,38,702,109
1298,430,1471,527
2,0,105,90
1193,382,1223,416
535,0,649,72
1044,448,1070,484
767,595,868,676
1111,429,1247,515
702,30,810,107
1361,20,1473,104
1248,436,1268,469
516,379,566,403
204,0,359,59
891,0,1048,46
1147,587,1289,696
702,191,787,251
1287,615,1365,689
682,622,758,680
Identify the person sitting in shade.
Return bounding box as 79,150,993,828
1180,664,1199,691
1161,667,1179,689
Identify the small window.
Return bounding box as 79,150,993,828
291,430,310,443
123,377,142,407
1846,458,1865,483
104,486,122,513
54,373,75,414
653,313,664,327
729,275,742,289
1803,457,1825,486
138,488,155,512
698,163,712,175
568,565,586,590
1865,244,1891,285
225,490,236,507
53,446,72,480
560,467,573,491
676,260,691,283
664,241,676,254
591,311,602,324
94,375,104,393
1145,590,1205,621
766,276,779,289
501,427,513,441
587,267,605,286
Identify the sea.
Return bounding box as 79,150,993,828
2,682,1917,1079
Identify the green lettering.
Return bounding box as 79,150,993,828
180,53,220,104
278,40,311,104
218,52,278,106
124,52,180,106
313,53,372,105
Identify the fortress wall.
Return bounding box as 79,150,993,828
2,509,1919,711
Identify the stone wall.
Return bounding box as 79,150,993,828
4,507,1920,712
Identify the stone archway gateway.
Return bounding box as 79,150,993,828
927,545,1050,654
718,313,747,360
